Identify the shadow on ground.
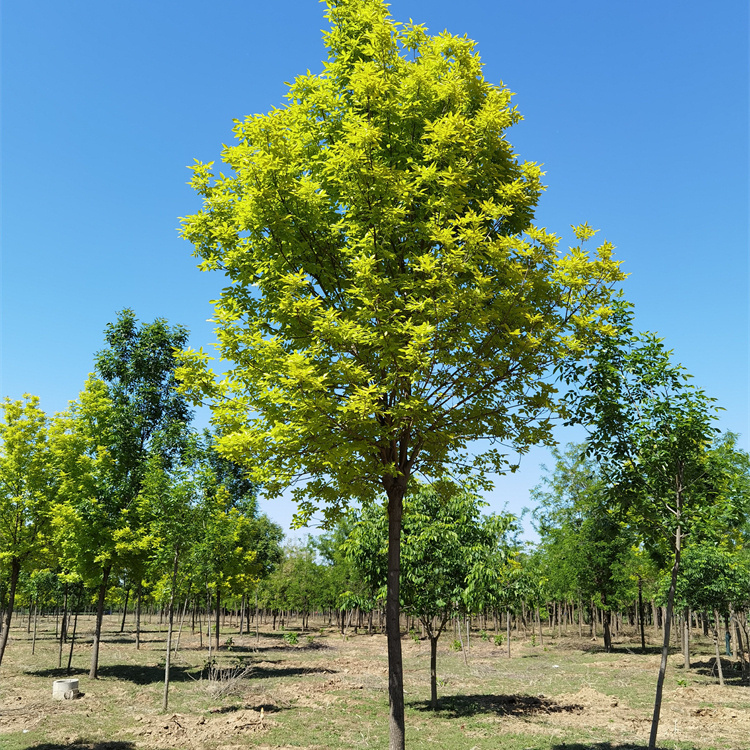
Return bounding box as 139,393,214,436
208,702,280,714
410,693,584,718
23,744,136,750
688,657,745,684
550,744,702,750
25,664,194,684
28,659,336,684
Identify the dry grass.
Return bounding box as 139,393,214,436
1,612,748,749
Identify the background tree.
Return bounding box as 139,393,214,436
53,309,192,679
178,1,624,745
563,302,728,748
137,438,202,710
668,543,750,685
532,444,636,651
0,395,55,667
347,484,515,709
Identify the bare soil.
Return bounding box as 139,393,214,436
1,614,749,749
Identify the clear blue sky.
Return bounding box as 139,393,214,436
2,0,748,536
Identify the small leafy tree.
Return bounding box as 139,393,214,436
533,444,637,651
668,543,750,684
347,484,515,708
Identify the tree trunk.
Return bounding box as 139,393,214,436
648,524,681,750
506,609,511,658
385,480,406,750
215,586,220,652
0,558,21,667
135,582,142,650
638,578,646,652
89,565,111,679
174,596,189,656
683,607,690,669
31,598,39,655
429,632,439,709
58,583,69,669
712,610,725,686
163,550,179,711
120,585,130,633
602,609,612,652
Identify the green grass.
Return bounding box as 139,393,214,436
0,614,746,749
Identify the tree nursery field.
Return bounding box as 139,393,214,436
1,614,749,750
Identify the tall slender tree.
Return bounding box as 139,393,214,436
563,302,728,748
54,310,192,679
0,396,55,667
178,1,623,746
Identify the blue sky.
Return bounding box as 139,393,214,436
2,0,748,536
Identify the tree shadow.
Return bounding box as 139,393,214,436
208,702,280,714
248,664,337,679
550,744,702,750
27,664,194,684
23,743,136,750
24,667,88,679
97,664,196,684
687,657,744,685
575,642,669,656
410,693,584,718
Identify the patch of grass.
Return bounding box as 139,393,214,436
0,615,743,749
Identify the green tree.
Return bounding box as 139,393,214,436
563,302,727,748
138,439,203,710
347,484,515,709
668,543,750,684
532,444,637,651
178,1,623,745
0,395,55,667
53,310,192,679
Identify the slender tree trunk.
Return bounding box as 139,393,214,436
648,524,681,750
174,596,189,656
58,583,69,669
507,610,511,658
120,586,130,633
0,558,21,668
429,630,439,709
683,607,690,669
638,578,646,652
215,586,220,652
602,609,612,652
385,480,406,750
89,565,111,679
163,550,179,711
67,589,81,674
31,598,39,655
206,587,212,661
135,582,142,650
712,610,725,686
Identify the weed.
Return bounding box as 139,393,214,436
450,639,462,652
479,629,489,641
493,634,504,647
283,631,299,646
531,633,537,647
306,635,316,647
409,628,420,643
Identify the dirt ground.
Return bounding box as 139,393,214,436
1,615,749,749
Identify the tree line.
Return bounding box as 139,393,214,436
0,309,284,708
